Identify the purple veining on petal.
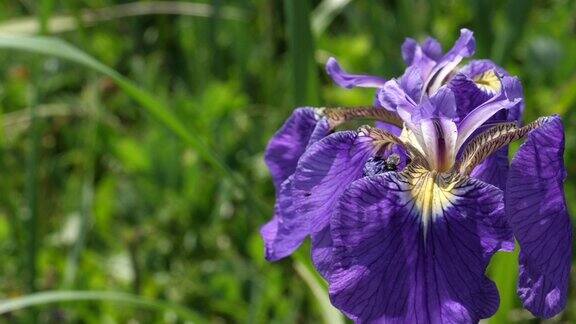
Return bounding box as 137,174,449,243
262,131,375,274
264,108,330,190
449,73,495,121
506,116,572,318
329,173,512,323
326,57,387,89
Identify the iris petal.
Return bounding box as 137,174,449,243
452,61,525,189
506,115,572,318
262,131,375,274
326,57,387,89
421,37,443,61
329,172,513,323
455,76,523,153
264,108,329,189
401,38,439,79
424,28,476,95
470,148,509,189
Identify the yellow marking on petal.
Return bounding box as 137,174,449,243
402,167,460,239
473,69,501,94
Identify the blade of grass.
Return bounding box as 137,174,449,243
469,0,494,57
311,0,354,36
24,83,39,296
0,35,262,211
39,0,54,34
0,2,246,35
284,0,320,106
23,74,41,324
63,84,99,288
293,259,344,324
0,290,203,322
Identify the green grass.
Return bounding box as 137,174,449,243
0,0,574,322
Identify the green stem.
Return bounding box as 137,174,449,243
284,0,319,106
25,86,39,294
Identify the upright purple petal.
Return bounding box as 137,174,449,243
376,79,417,115
399,66,424,102
262,131,376,272
455,76,523,152
506,116,572,318
420,86,457,119
330,172,513,323
424,29,476,94
326,57,387,89
401,38,419,66
460,59,506,78
264,108,329,189
421,37,443,60
453,61,525,189
449,73,494,121
401,38,438,81
374,97,402,136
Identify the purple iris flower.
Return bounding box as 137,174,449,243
262,29,572,322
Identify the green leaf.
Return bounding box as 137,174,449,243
284,0,320,106
294,259,344,324
0,290,203,322
488,248,520,323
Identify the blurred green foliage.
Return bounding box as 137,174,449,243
0,0,574,323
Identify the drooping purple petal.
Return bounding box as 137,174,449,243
262,131,375,267
326,57,387,89
330,172,513,323
264,108,330,189
506,115,572,318
311,226,333,278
